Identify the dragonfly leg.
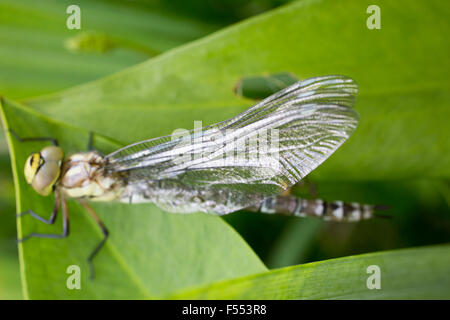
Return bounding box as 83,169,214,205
17,193,69,242
87,131,94,151
85,131,104,155
9,129,59,146
17,193,60,224
77,199,109,279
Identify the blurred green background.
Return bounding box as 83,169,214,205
0,0,449,299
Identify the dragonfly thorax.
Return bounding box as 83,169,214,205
59,151,126,201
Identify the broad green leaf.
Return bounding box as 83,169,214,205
171,244,450,299
0,98,267,299
24,0,450,180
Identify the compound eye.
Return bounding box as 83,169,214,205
32,162,61,196
24,153,44,184
40,146,64,162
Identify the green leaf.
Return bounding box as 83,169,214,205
24,0,450,180
171,244,450,299
0,98,266,299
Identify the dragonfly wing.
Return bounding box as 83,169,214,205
105,75,359,213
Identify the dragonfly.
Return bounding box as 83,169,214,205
13,75,386,278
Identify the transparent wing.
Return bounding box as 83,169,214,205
105,75,359,198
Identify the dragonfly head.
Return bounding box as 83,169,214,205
24,146,64,196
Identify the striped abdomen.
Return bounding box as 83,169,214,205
248,196,377,222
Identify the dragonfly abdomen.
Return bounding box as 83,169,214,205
249,196,375,222
120,179,266,215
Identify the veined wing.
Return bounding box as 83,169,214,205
105,75,359,199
